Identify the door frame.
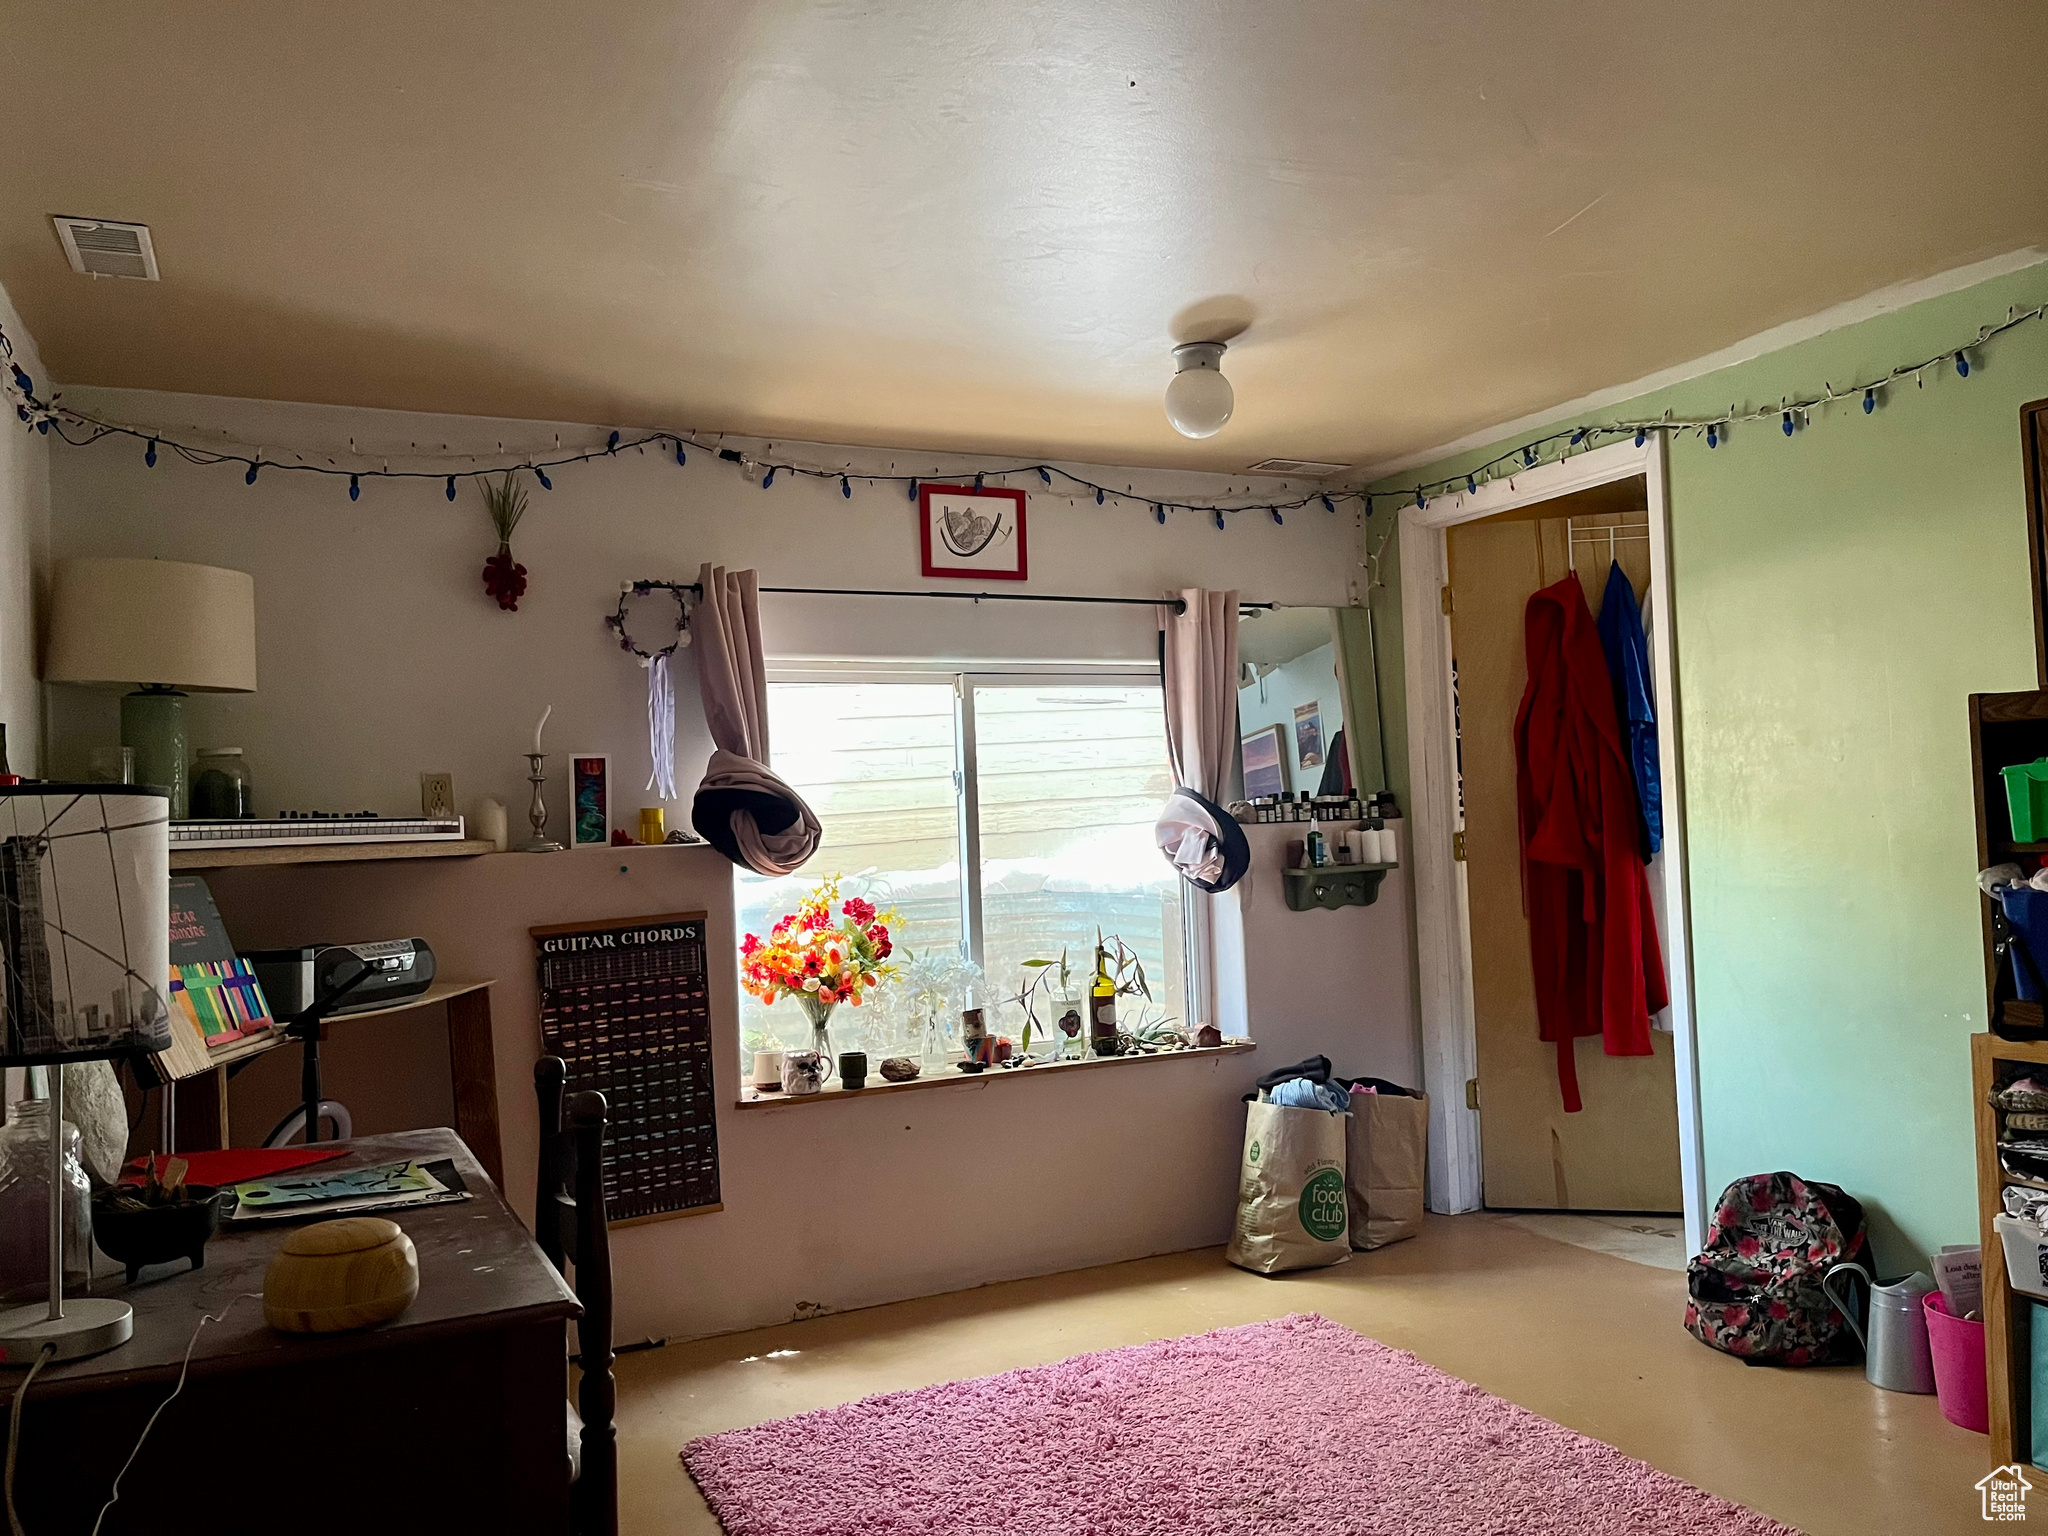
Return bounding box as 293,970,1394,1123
1397,435,1707,1253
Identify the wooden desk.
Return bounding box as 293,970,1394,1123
0,1129,576,1535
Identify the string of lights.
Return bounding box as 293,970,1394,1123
4,289,2042,526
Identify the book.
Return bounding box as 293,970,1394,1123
223,1157,471,1224
167,875,274,1048
1935,1244,1983,1321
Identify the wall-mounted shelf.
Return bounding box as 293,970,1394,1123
1283,863,1394,911
170,838,498,870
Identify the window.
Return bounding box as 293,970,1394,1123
733,675,1188,1073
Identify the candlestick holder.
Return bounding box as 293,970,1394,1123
518,752,564,852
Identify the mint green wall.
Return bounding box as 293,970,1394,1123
1371,265,2048,1268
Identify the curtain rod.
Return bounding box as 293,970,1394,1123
673,582,1279,614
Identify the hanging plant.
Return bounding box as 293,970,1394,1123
479,471,531,611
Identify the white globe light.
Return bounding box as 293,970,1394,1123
1164,342,1233,439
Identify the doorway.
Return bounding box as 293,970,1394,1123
1446,482,1681,1212
1396,437,1707,1252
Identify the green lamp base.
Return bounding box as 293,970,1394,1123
122,685,188,817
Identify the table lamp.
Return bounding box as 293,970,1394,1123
0,783,171,1362
43,558,258,818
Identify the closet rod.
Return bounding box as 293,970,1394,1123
670,582,1279,614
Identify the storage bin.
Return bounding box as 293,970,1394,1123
2004,759,2048,843
1996,1213,2048,1301
2032,1302,2048,1467
1923,1291,1988,1433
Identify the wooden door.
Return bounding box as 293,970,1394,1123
1447,509,1682,1212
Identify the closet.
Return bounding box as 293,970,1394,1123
1445,476,1683,1212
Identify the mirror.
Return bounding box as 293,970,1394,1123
1236,606,1387,803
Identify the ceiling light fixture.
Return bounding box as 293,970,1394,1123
1164,342,1233,439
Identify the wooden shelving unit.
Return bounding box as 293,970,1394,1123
1975,1032,2048,1468
169,837,497,870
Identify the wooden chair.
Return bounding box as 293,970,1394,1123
535,1057,617,1536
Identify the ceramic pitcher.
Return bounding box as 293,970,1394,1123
1821,1263,1936,1394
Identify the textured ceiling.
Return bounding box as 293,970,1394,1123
2,1,2044,474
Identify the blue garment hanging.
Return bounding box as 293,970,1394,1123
1596,561,1662,858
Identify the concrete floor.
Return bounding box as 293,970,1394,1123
615,1213,1994,1535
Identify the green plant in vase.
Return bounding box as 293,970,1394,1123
740,875,902,1082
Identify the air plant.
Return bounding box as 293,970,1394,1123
479,471,531,610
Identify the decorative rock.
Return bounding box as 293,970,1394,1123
1195,1024,1223,1049
879,1057,921,1083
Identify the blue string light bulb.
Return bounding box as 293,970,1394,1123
1522,446,1536,468
145,438,157,467
1322,495,1335,513
245,461,259,485
1095,488,1104,505
762,467,776,489
1038,468,1051,485
1155,506,1167,525
349,474,360,501
841,476,851,498
1706,425,1719,449
1271,509,1283,525
675,441,687,466
535,467,552,489
1956,351,1971,378
1466,475,1477,493
607,430,620,452
1414,488,1427,510
1781,411,1794,437
1213,509,1224,530
1634,429,1646,448
973,472,984,490
1863,388,1876,414
446,475,458,500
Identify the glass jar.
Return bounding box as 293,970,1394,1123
190,747,254,819
0,1100,91,1303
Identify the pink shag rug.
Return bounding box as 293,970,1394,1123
681,1313,1798,1535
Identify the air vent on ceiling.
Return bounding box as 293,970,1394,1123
1247,457,1350,478
52,217,159,281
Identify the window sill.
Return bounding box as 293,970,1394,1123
736,1040,1257,1109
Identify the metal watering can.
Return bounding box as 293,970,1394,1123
1821,1263,1936,1394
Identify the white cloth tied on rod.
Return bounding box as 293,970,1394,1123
644,650,676,801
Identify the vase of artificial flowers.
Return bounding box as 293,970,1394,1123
740,876,902,1084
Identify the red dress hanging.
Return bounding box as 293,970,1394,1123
1513,575,1668,1111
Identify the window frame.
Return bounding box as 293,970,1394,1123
761,662,1203,1022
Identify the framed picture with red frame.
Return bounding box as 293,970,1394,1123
918,483,1029,580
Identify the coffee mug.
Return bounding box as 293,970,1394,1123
839,1051,868,1089
782,1048,828,1095
752,1049,786,1092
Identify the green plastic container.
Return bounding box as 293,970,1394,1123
2004,759,2048,844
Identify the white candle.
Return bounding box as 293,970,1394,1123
533,704,552,755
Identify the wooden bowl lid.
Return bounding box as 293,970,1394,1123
281,1216,404,1257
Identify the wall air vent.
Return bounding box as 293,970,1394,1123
51,217,159,280
1246,457,1350,478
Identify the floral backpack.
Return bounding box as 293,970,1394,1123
1683,1172,1869,1366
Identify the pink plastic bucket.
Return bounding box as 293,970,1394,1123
1923,1290,1988,1433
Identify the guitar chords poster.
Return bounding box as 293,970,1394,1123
918,483,1028,579
532,910,721,1222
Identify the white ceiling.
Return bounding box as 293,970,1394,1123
2,1,2043,474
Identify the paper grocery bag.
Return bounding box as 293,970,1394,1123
1226,1100,1351,1274
1345,1088,1428,1250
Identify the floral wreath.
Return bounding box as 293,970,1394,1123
605,580,691,660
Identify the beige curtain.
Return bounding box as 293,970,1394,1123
1161,588,1240,803
691,564,821,877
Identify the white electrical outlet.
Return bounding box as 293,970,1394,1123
421,772,454,818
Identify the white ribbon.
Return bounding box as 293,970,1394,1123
645,651,676,800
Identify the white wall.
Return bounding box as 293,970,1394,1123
37,387,1428,1338
0,286,50,777
45,388,1361,827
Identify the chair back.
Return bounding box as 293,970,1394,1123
535,1057,617,1536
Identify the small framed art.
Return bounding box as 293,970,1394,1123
919,483,1028,580
571,754,610,846
1242,724,1289,800
1293,701,1326,770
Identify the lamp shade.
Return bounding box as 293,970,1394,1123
0,785,171,1063
43,558,257,692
